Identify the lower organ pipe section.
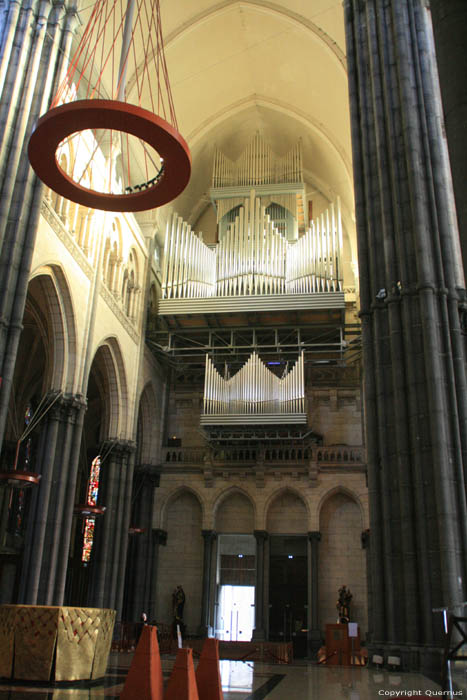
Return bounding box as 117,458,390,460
203,352,305,416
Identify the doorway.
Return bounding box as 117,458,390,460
269,535,308,656
217,584,255,641
215,534,256,641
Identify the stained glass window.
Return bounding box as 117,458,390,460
81,455,101,564
24,405,32,426
82,518,95,563
87,455,101,506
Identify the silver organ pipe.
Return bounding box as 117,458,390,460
285,197,343,294
162,197,342,298
161,213,217,299
212,135,303,188
203,352,305,416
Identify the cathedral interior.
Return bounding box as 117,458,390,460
0,0,466,697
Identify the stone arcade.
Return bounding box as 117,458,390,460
0,0,465,689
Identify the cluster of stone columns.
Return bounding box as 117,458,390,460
429,0,467,276
18,393,86,604
0,1,78,448
88,440,136,613
344,0,467,668
199,530,217,636
0,1,154,620
124,464,165,622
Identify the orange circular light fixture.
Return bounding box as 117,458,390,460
29,100,191,212
74,503,106,517
28,0,190,212
0,471,41,487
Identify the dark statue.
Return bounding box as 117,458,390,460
172,584,186,638
336,584,352,623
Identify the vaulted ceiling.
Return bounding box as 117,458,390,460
76,0,356,266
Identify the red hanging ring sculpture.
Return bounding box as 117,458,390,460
28,0,191,213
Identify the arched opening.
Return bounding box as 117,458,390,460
266,489,308,654
0,284,48,602
65,346,116,606
0,272,72,604
156,490,203,635
122,382,162,622
214,490,256,641
318,491,368,640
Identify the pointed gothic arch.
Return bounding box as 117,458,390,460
136,381,161,465
159,485,205,531
213,486,256,533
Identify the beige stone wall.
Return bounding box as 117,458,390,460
32,196,152,440
155,471,368,637
166,392,203,447
137,347,168,464
318,491,368,639
157,473,368,532
215,492,255,533
309,388,362,445
156,491,204,634
167,385,363,449
267,491,308,534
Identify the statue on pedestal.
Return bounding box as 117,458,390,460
336,585,352,623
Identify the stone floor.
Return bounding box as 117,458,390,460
0,652,459,699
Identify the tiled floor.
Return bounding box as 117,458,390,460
0,652,455,699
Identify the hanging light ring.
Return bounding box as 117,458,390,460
0,471,41,487
28,100,191,212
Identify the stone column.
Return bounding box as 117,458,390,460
17,392,86,605
361,529,372,643
344,0,467,669
430,0,467,277
199,529,216,636
307,531,321,654
124,464,160,621
0,2,79,453
114,446,136,617
252,530,268,641
89,440,136,616
148,528,167,621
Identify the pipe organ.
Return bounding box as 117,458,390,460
216,190,288,296
286,200,343,293
161,194,343,299
203,352,305,418
212,133,303,189
161,213,216,299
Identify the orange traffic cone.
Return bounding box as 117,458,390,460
120,625,164,700
164,647,199,700
195,638,224,700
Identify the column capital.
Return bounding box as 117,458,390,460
201,529,217,541
134,463,161,487
46,391,87,423
102,438,136,460
308,531,321,543
254,530,268,542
